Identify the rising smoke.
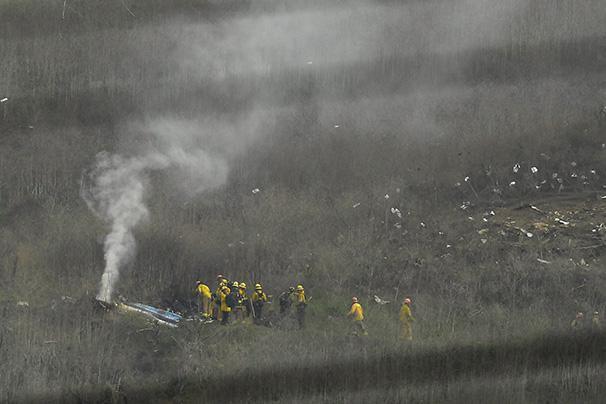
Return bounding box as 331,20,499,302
82,122,229,302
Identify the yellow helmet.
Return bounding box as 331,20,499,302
239,283,247,289
296,285,304,291
255,283,262,290
232,281,239,288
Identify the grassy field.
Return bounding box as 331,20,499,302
1,0,606,402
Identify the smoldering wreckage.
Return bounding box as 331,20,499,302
42,155,604,336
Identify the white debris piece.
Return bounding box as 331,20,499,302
555,218,570,226
509,181,516,187
531,166,538,174
454,182,461,187
513,163,520,173
390,208,402,218
352,202,361,208
252,188,260,194
482,218,488,222
334,125,340,128
460,201,470,210
446,244,452,248
537,258,551,264
481,239,488,244
590,170,597,175
306,61,313,65
490,210,495,216
420,222,426,228
571,173,578,178
394,223,402,229
467,216,474,221
384,194,390,199
0,97,8,103
464,176,470,182
16,301,29,307
373,295,390,305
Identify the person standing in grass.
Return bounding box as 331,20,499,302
252,284,268,324
295,285,307,329
347,297,367,336
195,280,212,319
571,312,585,332
592,311,601,330
399,298,415,341
219,285,232,325
279,287,295,315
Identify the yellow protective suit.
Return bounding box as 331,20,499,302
348,303,364,321
220,288,232,313
196,283,212,317
399,303,414,340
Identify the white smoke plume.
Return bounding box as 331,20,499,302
83,125,229,302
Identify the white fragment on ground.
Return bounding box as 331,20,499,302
513,163,520,173
420,222,426,228
481,239,488,244
384,194,389,199
16,301,29,307
0,97,8,103
531,166,538,174
352,202,361,208
537,258,551,264
252,188,260,194
464,176,470,182
509,181,516,186
334,124,340,128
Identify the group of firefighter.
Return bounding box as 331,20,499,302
195,274,416,339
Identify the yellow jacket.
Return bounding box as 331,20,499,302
252,291,267,302
220,288,231,312
400,304,414,323
296,291,306,305
348,303,364,321
197,284,211,299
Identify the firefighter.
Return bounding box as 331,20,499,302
347,297,367,336
279,287,295,315
592,311,601,330
571,312,585,331
219,285,232,325
400,297,414,341
251,283,268,324
195,280,212,319
230,281,242,322
213,277,228,321
238,283,250,321
295,285,307,329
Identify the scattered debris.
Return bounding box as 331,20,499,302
252,188,260,194
373,295,390,305
531,166,539,174
530,205,544,214
119,302,183,327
